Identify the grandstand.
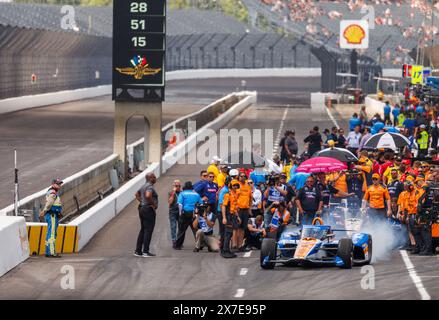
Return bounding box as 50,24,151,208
254,0,438,67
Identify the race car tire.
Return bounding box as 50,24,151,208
260,238,276,269
365,235,373,265
337,238,353,269
353,235,373,266
266,231,277,239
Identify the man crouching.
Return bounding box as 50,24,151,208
192,203,219,252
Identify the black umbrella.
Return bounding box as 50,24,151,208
224,150,265,169
363,132,410,150
313,147,358,162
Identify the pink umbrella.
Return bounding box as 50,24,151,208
296,156,347,173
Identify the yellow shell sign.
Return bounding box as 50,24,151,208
343,24,366,44
340,20,369,49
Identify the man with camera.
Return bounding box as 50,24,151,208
192,203,219,253
415,178,437,255
245,215,266,250
263,174,288,226
175,181,203,250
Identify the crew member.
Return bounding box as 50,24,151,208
207,156,221,184
134,173,158,257
295,176,323,225
236,172,252,251
416,124,429,157
39,178,63,258
221,179,241,258
175,181,203,250
362,173,391,222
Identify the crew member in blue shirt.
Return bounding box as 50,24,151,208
349,113,362,131
175,181,203,250
196,172,218,215
392,104,400,126
383,101,391,124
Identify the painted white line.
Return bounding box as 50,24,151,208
400,250,431,300
273,108,288,157
325,105,340,129
234,288,245,298
240,268,248,276
243,250,252,258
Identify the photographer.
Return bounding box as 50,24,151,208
245,215,266,250
267,201,291,238
175,181,203,250
192,203,219,253
263,174,288,226
415,179,437,255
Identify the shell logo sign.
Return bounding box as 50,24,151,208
340,20,369,49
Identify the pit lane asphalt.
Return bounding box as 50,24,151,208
0,77,437,299
0,77,316,209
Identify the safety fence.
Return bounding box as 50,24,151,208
0,25,111,100
0,23,381,100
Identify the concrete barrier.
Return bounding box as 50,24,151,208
0,216,29,277
0,85,111,115
0,154,118,219
70,91,256,251
26,223,78,256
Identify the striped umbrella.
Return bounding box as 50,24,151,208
313,147,358,162
363,132,410,150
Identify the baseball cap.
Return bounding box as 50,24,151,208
420,124,426,129
230,179,240,187
372,173,380,179
211,155,222,163
229,169,239,177
52,178,63,185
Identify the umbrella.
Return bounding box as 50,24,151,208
363,132,410,150
313,147,358,162
224,150,265,169
296,157,347,173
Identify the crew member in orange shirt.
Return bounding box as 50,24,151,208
362,173,391,221
236,172,252,251
221,179,241,258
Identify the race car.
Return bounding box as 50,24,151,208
260,218,372,269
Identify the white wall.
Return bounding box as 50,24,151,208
71,91,256,251
0,216,29,277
